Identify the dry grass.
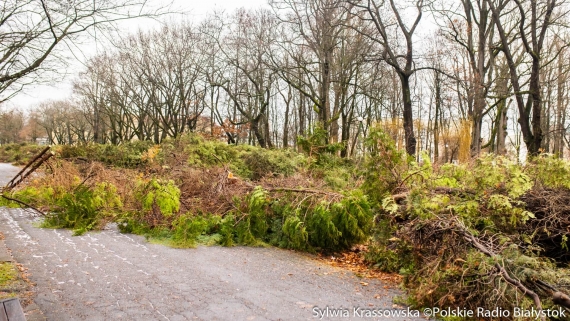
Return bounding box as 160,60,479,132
172,166,253,215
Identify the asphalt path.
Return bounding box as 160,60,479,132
0,163,424,321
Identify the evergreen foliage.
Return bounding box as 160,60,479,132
361,127,409,203
183,134,305,180
7,133,570,319
297,125,356,190
282,216,309,250
363,142,570,317
171,214,209,247
10,181,123,235
297,125,344,165
136,178,180,218
0,143,45,165
57,141,155,168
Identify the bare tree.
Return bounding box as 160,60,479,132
350,0,426,155
270,0,350,141
433,0,499,156
36,100,83,144
487,0,565,156
0,0,170,102
205,9,279,148
20,111,47,143
0,107,24,143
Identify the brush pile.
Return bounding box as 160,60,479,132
2,133,370,252
3,128,570,319
366,138,570,318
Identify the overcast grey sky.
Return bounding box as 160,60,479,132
7,0,268,111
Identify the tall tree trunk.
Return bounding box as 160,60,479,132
400,74,417,155
67,123,73,145
153,122,159,144
434,71,441,162
470,81,485,156
330,86,341,143
496,101,508,155
283,97,290,148
319,51,331,138
251,117,267,148
263,113,273,148
340,113,350,158
554,50,565,156
298,91,306,137
529,56,543,154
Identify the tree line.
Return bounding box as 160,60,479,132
1,0,569,161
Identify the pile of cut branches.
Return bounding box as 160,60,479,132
3,134,371,253
521,187,570,263
368,152,570,319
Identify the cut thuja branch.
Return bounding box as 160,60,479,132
453,218,570,315
391,187,476,204
266,187,343,198
386,187,570,319
218,167,344,199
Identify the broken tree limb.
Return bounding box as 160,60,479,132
433,186,476,195
553,292,570,309
393,168,429,192
7,146,50,183
266,187,343,198
458,224,545,318
4,146,54,191
231,177,343,198
1,194,46,216
1,147,54,216
390,187,477,204
535,280,570,309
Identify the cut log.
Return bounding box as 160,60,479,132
553,291,570,309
